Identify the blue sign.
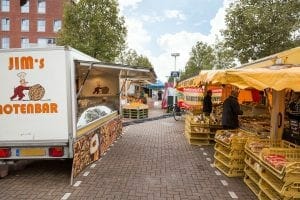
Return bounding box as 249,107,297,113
170,71,180,77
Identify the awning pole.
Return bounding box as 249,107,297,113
270,89,285,142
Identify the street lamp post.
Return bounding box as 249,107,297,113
171,53,180,108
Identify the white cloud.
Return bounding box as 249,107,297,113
121,0,233,82
125,18,151,55
164,10,186,21
209,0,234,39
118,0,142,13
141,13,164,23
153,31,210,82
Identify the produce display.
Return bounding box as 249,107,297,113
184,114,219,146
263,154,287,171
244,138,300,199
239,116,270,138
214,129,255,177
247,141,268,154
122,102,148,119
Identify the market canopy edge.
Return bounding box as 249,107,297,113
179,47,300,91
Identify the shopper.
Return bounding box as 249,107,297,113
222,90,243,129
203,90,213,116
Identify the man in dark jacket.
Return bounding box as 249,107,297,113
222,90,243,129
203,90,212,116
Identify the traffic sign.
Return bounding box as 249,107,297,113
170,71,180,77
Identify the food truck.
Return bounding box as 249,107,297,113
0,46,155,178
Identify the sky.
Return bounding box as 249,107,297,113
118,0,233,83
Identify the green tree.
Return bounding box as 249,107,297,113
121,49,153,68
223,0,300,63
180,41,215,80
213,39,236,69
57,0,127,62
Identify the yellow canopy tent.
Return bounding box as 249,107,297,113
207,47,300,141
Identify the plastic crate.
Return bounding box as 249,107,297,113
185,125,210,134
245,139,300,160
214,151,245,169
244,165,260,184
260,168,300,198
184,132,213,146
214,159,244,177
259,179,287,200
215,132,254,150
258,190,272,200
260,148,300,178
214,143,245,159
244,175,260,197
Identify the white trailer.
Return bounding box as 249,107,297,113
0,46,155,178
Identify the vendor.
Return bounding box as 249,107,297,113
289,93,300,112
222,90,243,129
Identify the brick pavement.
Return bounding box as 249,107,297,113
67,118,256,200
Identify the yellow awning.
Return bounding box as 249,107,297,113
194,47,300,91
214,66,300,91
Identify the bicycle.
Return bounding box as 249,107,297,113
171,103,188,121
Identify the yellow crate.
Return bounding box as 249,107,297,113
214,151,245,169
214,160,244,177
244,175,260,197
215,129,256,150
214,143,245,159
185,125,210,133
260,168,300,198
258,190,272,200
259,179,287,200
244,165,260,185
184,132,213,146
260,148,300,177
245,138,300,160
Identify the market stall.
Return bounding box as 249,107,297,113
198,47,300,199
73,61,155,177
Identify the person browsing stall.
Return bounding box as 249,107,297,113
203,90,213,116
222,90,243,129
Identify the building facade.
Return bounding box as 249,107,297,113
0,0,68,49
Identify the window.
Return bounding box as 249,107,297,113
37,0,45,13
21,19,29,32
21,37,29,48
37,20,45,32
21,0,29,13
1,18,9,31
1,0,9,12
37,38,55,46
1,37,9,49
53,20,61,32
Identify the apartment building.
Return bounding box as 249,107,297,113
0,0,69,48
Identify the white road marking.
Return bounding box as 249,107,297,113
83,171,90,176
203,152,207,156
228,191,238,199
61,193,71,200
206,157,211,161
90,164,96,168
210,163,215,168
73,181,82,187
215,170,221,176
221,180,228,186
